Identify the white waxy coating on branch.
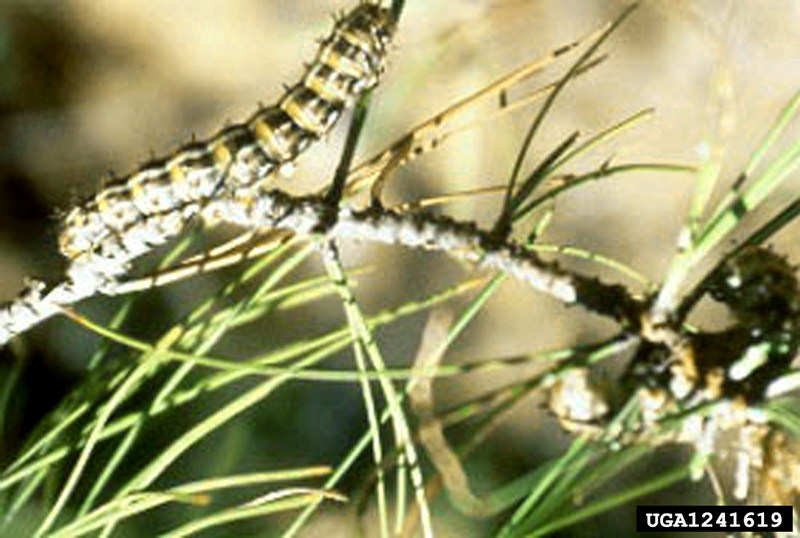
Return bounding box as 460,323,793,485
0,190,584,346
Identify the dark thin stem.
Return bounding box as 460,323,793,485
390,0,406,22
325,94,373,210
493,3,639,239
324,0,407,208
508,131,579,219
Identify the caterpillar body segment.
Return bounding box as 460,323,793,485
58,3,395,280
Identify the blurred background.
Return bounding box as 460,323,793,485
0,0,799,536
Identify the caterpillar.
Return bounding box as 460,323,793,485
58,2,395,283
709,245,800,332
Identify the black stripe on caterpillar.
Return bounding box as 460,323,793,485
58,2,395,280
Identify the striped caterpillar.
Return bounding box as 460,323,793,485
58,2,395,285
